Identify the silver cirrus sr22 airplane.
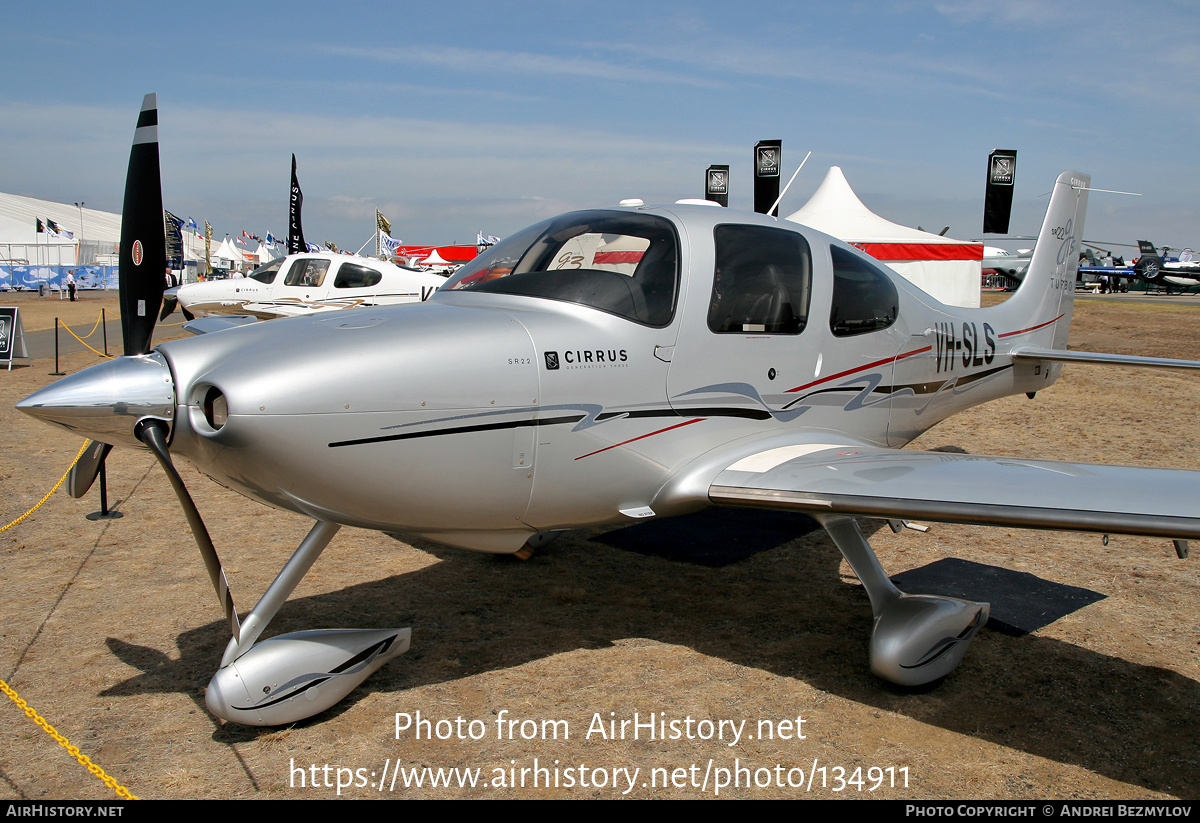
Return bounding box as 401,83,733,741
17,94,1200,726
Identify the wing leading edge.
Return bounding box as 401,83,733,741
709,444,1200,540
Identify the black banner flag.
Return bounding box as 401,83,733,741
753,140,781,215
164,210,183,269
705,165,729,207
983,149,1017,234
288,154,307,255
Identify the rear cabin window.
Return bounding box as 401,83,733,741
708,224,811,334
828,246,899,337
283,259,330,288
444,210,679,327
248,258,285,284
334,263,383,289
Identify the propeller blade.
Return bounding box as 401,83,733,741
72,93,168,496
66,440,113,499
159,289,178,322
135,419,241,643
118,93,166,357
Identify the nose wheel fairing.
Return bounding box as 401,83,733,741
207,628,410,726
201,520,411,726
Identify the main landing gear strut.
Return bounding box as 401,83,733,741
816,515,989,686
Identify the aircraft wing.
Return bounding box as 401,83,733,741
238,301,314,320
708,444,1200,540
181,315,259,335
237,300,378,320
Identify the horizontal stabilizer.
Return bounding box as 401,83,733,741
1011,346,1200,371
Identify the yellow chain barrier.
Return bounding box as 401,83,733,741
1,440,90,534
58,321,113,360
61,312,105,340
0,679,139,800
1,440,139,799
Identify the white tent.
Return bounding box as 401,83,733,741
0,192,121,266
253,243,278,265
212,237,245,269
2,191,212,271
785,167,982,307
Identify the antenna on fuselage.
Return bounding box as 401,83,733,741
768,150,812,217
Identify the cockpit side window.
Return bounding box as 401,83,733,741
283,259,331,288
248,258,285,284
443,211,679,327
828,245,899,337
334,263,383,289
708,224,811,335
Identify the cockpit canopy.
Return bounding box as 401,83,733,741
444,210,679,327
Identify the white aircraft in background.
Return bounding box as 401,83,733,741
163,253,447,325
981,246,1033,286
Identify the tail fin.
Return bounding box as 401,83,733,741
988,171,1089,351
1134,239,1166,283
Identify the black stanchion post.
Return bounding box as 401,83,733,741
102,308,108,357
50,318,65,376
99,462,109,516
86,459,123,521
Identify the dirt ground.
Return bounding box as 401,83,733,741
3,290,126,334
2,292,1199,800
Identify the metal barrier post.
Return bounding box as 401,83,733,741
50,318,65,376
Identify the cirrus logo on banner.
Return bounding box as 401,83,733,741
756,147,780,177
990,155,1015,186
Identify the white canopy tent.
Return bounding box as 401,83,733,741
1,191,210,272
420,249,450,266
785,167,982,307
0,191,121,266
212,237,245,270
253,243,279,265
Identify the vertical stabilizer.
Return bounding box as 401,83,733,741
987,171,1089,351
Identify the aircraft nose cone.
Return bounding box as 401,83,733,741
16,353,175,449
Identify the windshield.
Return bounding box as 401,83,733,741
248,258,285,284
444,210,679,326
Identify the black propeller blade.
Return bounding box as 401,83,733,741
72,93,168,499
118,92,166,357
136,420,241,641
159,291,177,322
67,440,112,500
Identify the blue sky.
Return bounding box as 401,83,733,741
2,0,1197,253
